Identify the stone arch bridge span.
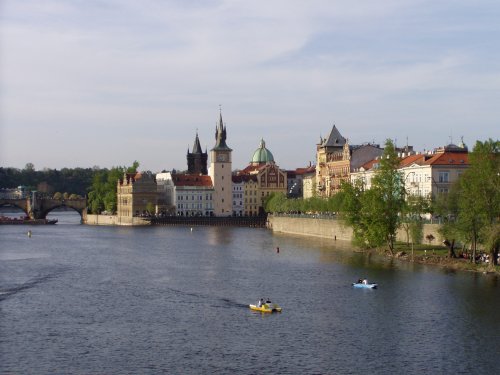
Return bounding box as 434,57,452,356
0,195,87,220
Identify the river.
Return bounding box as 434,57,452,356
1,211,499,374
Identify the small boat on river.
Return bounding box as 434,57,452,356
249,299,282,313
352,281,378,289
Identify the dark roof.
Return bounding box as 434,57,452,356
322,125,346,147
192,132,203,154
212,113,232,151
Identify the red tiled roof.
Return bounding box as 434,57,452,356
399,154,427,168
358,159,379,171
240,165,260,174
172,174,213,187
424,152,469,166
294,166,316,175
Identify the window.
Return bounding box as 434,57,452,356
438,171,449,183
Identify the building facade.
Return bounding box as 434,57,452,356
117,171,158,219
209,112,233,216
316,125,384,197
351,143,469,201
237,139,287,215
187,132,208,175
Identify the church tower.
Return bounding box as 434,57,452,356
210,111,233,216
187,132,208,175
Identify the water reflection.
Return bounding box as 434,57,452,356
1,224,499,374
46,208,82,224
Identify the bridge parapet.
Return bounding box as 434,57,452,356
35,198,87,219
2,195,87,220
0,198,29,216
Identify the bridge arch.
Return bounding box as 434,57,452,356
39,201,87,220
0,200,29,216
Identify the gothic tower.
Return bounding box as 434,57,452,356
209,111,233,216
187,132,208,175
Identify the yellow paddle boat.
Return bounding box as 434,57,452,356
249,299,282,313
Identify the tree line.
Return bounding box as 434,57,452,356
0,164,94,196
0,161,140,215
265,139,499,265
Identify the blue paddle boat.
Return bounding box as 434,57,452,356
352,279,378,289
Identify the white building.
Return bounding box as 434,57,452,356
156,172,214,216
232,176,244,216
351,143,469,199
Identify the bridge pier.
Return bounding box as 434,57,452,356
1,192,88,220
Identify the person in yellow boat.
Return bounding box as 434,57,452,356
257,298,264,307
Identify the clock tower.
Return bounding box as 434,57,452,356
210,111,233,216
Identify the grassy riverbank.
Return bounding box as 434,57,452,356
390,242,500,275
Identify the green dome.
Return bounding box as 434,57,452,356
251,139,274,164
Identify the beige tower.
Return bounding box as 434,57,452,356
210,112,233,216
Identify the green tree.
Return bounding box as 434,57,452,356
339,179,368,247
87,161,140,214
146,202,155,215
339,139,405,253
401,194,429,245
457,139,499,263
369,139,406,253
435,182,461,257
24,163,35,172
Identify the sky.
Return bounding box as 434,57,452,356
1,0,499,172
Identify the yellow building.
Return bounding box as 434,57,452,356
117,171,158,221
238,139,287,215
316,125,384,197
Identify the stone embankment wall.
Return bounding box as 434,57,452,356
85,214,150,226
268,215,443,245
268,216,353,241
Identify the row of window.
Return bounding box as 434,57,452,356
178,194,213,201
177,203,213,209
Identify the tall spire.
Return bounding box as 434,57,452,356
187,130,208,174
212,110,232,151
192,131,202,154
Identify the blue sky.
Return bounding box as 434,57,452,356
1,0,499,172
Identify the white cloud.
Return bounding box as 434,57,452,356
1,0,499,171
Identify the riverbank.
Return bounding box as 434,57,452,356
267,214,443,244
268,215,499,275
390,244,500,275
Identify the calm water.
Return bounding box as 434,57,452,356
1,211,499,374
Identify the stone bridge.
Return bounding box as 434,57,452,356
0,194,87,220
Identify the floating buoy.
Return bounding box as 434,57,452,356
190,227,193,232
276,247,279,253
27,230,32,238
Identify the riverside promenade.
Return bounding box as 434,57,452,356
267,214,443,245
